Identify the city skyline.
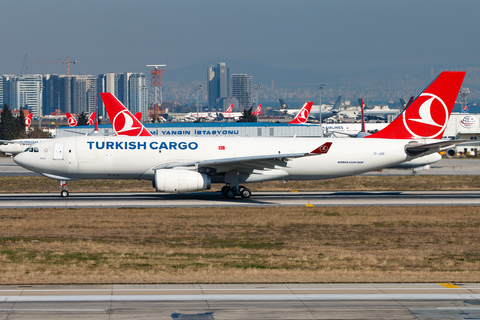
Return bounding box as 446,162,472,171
1,0,479,78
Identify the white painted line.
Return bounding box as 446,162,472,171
1,294,480,302
0,309,109,312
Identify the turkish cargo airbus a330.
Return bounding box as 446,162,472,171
14,72,465,199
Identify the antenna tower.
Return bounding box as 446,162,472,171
147,64,167,122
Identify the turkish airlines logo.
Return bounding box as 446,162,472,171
403,93,449,139
68,117,77,127
25,117,32,128
113,110,143,136
295,108,309,123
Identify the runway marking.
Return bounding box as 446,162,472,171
439,283,461,288
305,204,314,207
0,309,110,312
1,294,480,302
291,191,298,193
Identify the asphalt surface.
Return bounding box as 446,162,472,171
1,283,479,319
1,190,480,208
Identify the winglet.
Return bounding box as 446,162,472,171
310,142,332,154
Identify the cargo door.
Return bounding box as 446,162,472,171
53,143,64,160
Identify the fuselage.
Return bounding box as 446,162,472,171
14,136,418,184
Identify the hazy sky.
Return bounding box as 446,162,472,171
1,0,479,77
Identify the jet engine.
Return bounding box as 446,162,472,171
154,169,211,193
446,148,456,158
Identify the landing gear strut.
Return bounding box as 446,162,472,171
60,180,69,198
221,185,251,199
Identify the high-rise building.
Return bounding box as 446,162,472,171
127,73,148,121
71,75,98,115
97,73,148,120
207,62,230,111
231,74,252,110
7,74,43,117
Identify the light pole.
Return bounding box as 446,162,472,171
195,84,203,121
317,83,325,123
254,84,262,107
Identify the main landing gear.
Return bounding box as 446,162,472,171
221,185,251,199
60,180,69,198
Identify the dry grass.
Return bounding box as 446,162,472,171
1,206,480,284
1,175,480,193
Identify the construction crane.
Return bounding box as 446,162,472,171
20,54,27,75
35,57,77,76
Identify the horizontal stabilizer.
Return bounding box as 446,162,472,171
405,140,465,156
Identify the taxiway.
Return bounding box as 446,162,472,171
1,190,480,208
1,283,480,319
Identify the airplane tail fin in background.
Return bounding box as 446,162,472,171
134,112,142,121
365,71,466,140
331,95,342,112
225,104,233,113
25,113,33,128
100,93,152,136
66,113,78,127
88,112,96,126
252,104,262,116
279,99,287,109
288,102,313,124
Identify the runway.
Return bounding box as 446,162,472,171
1,190,480,208
1,283,480,319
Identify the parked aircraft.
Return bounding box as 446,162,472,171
0,139,49,156
14,72,466,199
217,104,243,121
280,95,342,121
357,99,400,121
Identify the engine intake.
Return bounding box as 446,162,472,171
154,169,211,193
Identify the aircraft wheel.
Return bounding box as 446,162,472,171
226,188,236,199
61,190,69,198
221,186,229,196
240,188,251,199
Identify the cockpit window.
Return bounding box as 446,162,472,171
24,147,29,152
34,147,39,153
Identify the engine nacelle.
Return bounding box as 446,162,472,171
446,148,456,158
154,169,211,193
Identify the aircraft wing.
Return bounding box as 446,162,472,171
405,140,465,156
153,142,333,173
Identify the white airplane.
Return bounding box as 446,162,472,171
14,72,465,199
280,95,342,121
0,138,49,156
219,106,243,121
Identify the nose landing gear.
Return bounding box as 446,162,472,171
60,180,69,198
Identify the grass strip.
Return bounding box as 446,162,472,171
1,206,479,284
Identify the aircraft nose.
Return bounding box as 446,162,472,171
13,152,30,169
